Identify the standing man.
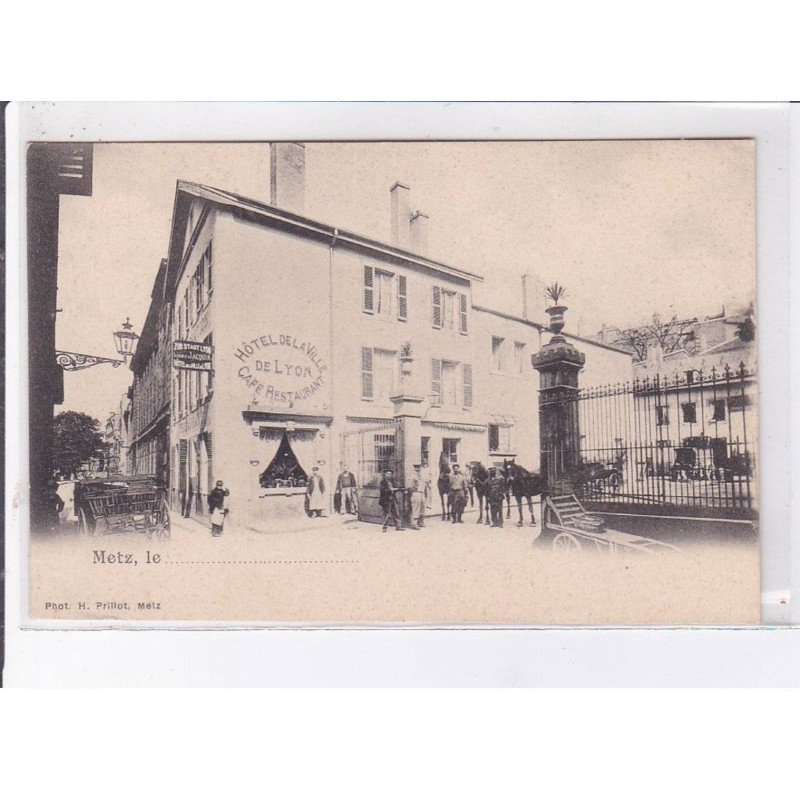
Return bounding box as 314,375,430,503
487,467,507,528
408,464,426,530
420,457,432,510
182,475,194,518
466,462,476,508
379,469,404,532
448,463,469,524
208,480,230,537
336,465,358,515
306,465,326,517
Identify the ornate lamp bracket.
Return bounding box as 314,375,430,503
56,351,125,371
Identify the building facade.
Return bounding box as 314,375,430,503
141,147,632,530
128,260,172,486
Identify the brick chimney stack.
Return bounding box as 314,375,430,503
390,182,411,250
270,143,305,215
409,210,429,255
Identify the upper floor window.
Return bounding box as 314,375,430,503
681,402,697,424
431,358,473,410
656,405,670,426
432,286,468,334
361,347,398,403
363,266,407,322
514,342,526,374
491,336,506,372
488,424,511,453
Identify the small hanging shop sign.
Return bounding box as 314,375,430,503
174,340,214,371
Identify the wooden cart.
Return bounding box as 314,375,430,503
74,475,170,541
543,494,680,556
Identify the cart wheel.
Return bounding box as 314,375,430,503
553,533,583,553
78,508,98,537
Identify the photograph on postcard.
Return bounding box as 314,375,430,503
24,138,759,624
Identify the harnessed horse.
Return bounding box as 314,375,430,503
503,459,546,526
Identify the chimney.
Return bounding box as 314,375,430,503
270,142,305,215
521,273,547,322
409,210,429,255
390,182,411,249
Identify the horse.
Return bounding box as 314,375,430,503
467,461,491,524
502,460,546,527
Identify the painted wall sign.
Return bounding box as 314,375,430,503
235,333,328,404
174,340,214,371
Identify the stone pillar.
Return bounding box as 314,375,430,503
531,305,585,498
391,355,424,523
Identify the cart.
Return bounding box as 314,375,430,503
543,494,681,557
74,475,170,541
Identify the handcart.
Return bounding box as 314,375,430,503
543,494,680,557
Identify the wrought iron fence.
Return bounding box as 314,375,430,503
575,362,756,516
339,420,405,489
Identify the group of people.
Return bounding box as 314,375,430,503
441,462,508,528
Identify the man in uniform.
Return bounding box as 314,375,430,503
486,467,507,528
448,463,469,524
408,464,426,530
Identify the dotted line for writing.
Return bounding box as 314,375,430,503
166,559,360,565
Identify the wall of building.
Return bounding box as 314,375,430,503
208,211,334,525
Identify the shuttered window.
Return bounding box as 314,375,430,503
431,358,442,406
397,275,408,321
361,347,374,400
432,286,442,329
363,266,374,313
459,293,468,334
463,363,473,408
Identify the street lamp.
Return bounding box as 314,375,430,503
113,317,139,362
56,317,139,371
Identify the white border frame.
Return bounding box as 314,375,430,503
5,102,798,685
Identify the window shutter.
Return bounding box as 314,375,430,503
462,363,473,408
459,293,468,334
432,286,442,329
361,347,374,399
397,275,408,321
431,358,442,406
363,266,374,313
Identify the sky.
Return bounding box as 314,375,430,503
55,140,756,423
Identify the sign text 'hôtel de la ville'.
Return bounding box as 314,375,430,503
235,332,328,405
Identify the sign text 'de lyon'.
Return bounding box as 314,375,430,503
174,340,213,371
235,332,328,404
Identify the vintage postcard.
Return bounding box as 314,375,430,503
20,128,760,625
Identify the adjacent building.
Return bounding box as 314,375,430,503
128,259,172,486
136,145,632,529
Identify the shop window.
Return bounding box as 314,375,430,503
259,432,308,488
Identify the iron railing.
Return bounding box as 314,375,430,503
573,362,756,515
